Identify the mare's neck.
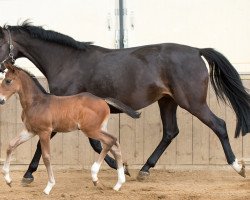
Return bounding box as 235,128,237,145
17,72,47,110
13,32,81,77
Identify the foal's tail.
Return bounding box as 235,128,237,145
200,48,250,137
104,98,141,119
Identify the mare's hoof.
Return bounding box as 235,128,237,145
21,177,34,186
123,162,131,177
137,171,150,181
239,160,246,178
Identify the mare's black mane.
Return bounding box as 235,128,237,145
4,20,92,50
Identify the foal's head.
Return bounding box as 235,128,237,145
0,63,21,104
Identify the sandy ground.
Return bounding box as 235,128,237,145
0,168,249,200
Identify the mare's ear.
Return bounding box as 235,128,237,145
4,62,16,72
0,27,3,38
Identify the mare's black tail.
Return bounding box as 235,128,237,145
200,48,250,137
104,98,141,119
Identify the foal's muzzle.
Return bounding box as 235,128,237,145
0,99,6,105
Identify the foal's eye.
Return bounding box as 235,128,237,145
5,79,12,85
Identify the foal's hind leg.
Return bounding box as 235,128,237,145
108,140,125,191
101,118,130,176
188,103,245,177
39,132,55,195
138,97,179,180
86,130,117,186
88,117,120,174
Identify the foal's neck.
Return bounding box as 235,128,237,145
17,72,47,109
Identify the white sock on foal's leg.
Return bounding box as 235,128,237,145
113,166,126,191
2,167,12,186
231,158,241,172
2,154,12,186
43,180,55,195
230,158,246,177
91,162,101,185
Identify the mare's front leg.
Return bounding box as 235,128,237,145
22,132,57,185
39,132,55,195
2,130,35,186
138,97,179,181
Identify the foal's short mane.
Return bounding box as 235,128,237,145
4,20,92,50
16,66,48,94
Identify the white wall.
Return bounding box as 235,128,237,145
0,0,117,76
125,0,250,73
0,0,249,74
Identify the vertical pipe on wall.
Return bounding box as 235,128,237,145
119,0,124,49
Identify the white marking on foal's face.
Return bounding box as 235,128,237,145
0,76,8,104
0,73,5,79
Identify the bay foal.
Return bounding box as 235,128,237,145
0,63,140,195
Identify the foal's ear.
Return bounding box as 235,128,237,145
4,62,16,72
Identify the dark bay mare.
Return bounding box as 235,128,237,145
0,63,140,194
0,22,250,182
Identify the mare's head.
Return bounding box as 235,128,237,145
0,26,14,71
0,63,21,104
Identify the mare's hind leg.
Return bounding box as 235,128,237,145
138,97,179,180
188,103,245,177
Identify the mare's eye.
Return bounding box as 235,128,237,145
5,79,12,85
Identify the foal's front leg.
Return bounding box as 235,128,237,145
2,129,34,186
39,132,55,195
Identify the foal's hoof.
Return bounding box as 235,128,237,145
123,162,131,177
6,180,12,187
137,171,150,182
239,160,246,178
93,180,99,186
21,177,34,186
